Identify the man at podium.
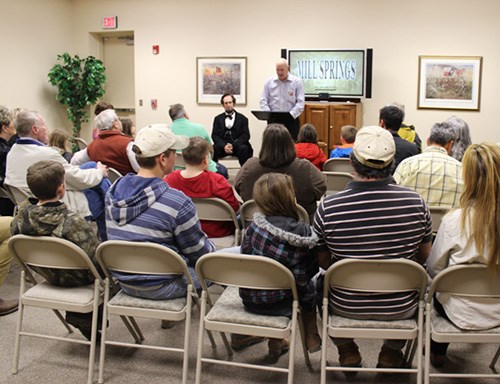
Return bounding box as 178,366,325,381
260,58,305,140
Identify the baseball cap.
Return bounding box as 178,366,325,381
133,124,189,158
353,126,395,169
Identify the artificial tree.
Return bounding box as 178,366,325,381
48,52,106,139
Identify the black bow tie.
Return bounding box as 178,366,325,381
225,112,234,120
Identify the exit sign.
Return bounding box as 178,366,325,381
102,16,118,29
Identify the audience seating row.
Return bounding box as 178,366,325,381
8,234,500,384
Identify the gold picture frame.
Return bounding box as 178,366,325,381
417,56,482,111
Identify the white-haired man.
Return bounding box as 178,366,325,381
260,58,305,140
71,109,139,175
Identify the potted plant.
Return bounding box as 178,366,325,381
48,52,106,140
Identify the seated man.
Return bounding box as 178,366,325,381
105,124,215,300
329,125,357,159
379,105,419,170
5,110,109,239
0,216,17,316
212,93,253,166
169,103,228,178
394,122,463,208
314,126,432,368
164,136,240,238
10,161,102,339
72,109,139,175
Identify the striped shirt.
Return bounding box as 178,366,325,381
393,146,463,208
314,178,432,319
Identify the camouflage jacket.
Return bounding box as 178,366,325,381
11,199,101,287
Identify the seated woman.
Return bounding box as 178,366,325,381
239,173,321,359
235,124,326,222
427,142,500,367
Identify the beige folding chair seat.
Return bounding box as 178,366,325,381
321,258,428,384
96,240,215,384
424,264,500,383
191,197,241,249
195,252,312,384
9,234,104,384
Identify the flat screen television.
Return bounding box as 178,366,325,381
286,49,372,100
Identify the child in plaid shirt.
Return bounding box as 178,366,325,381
240,173,321,357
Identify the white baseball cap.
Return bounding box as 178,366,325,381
133,124,189,157
353,126,396,169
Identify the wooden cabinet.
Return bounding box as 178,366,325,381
299,102,362,155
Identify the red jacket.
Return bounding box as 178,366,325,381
295,143,327,171
164,170,240,238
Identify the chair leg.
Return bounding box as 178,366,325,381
12,271,25,374
181,291,193,384
87,282,99,384
424,311,431,384
297,310,312,369
320,299,329,384
52,309,73,333
287,303,299,384
195,291,208,384
119,315,142,343
98,280,110,384
490,345,500,369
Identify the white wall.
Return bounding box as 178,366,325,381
1,0,73,132
3,0,500,151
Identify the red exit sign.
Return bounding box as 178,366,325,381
102,16,118,29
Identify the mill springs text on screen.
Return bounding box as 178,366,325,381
294,60,357,80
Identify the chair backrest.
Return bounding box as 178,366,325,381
8,234,102,281
74,137,88,150
107,167,123,183
429,206,449,234
323,171,354,196
239,199,309,230
195,252,299,299
191,197,240,225
427,264,500,300
96,240,193,285
3,184,32,205
323,258,428,299
323,158,354,173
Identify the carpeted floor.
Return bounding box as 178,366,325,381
0,262,498,384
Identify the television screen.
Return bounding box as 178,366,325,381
288,49,367,98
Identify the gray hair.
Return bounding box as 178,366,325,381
94,109,118,131
168,103,185,121
429,122,456,147
0,105,12,128
14,110,41,137
446,115,472,161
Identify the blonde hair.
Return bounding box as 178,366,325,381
460,143,500,268
48,129,71,152
253,173,299,221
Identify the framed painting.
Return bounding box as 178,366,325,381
418,56,482,111
196,57,247,105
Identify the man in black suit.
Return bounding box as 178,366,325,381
212,93,253,166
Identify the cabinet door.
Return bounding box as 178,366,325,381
329,105,357,148
304,104,329,153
